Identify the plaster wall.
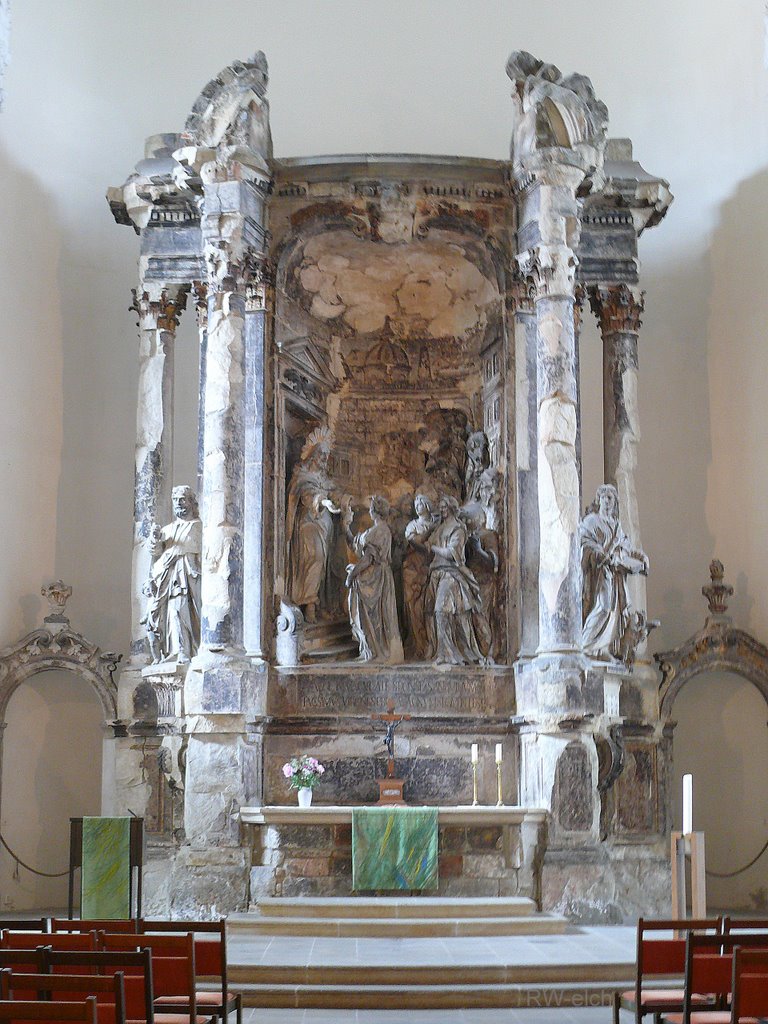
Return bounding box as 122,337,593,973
0,0,767,905
0,672,104,910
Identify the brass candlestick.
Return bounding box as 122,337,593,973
471,761,479,805
496,760,503,806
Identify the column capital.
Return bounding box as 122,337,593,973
130,286,188,332
588,283,644,335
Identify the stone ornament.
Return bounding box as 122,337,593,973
344,496,404,664
41,580,73,621
580,484,649,663
143,485,202,664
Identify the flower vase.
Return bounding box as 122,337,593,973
298,787,312,808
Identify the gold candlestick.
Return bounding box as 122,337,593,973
471,761,479,805
496,760,503,806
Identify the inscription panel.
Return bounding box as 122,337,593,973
270,667,515,718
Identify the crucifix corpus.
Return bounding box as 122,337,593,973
371,700,411,804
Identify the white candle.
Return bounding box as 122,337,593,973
495,743,503,763
471,743,478,764
682,774,693,835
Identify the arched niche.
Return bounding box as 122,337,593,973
655,561,768,719
0,583,121,822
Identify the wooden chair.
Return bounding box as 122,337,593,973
613,918,722,1024
138,921,240,1024
730,948,768,1023
43,950,153,1024
722,918,768,935
663,932,768,1024
0,971,125,1024
50,923,136,936
0,998,98,1024
97,935,212,1024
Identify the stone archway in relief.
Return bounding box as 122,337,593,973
655,561,768,718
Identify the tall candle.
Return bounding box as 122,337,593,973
682,773,693,835
495,743,503,763
471,743,478,764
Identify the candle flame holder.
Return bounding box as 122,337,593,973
496,760,503,806
471,761,479,806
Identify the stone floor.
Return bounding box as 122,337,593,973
241,1010,614,1023
228,924,637,967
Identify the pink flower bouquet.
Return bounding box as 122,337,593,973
282,754,325,790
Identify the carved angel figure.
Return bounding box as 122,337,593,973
143,485,202,664
580,484,649,661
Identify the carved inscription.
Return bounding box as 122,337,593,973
290,673,495,715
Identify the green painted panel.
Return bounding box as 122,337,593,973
352,807,438,891
81,817,131,919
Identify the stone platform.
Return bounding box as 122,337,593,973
225,921,638,1009
232,895,567,937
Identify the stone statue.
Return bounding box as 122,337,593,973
143,485,202,664
478,466,503,532
420,495,489,666
343,496,404,664
461,502,500,662
464,430,490,502
580,484,649,661
388,493,415,637
402,493,439,658
285,426,345,623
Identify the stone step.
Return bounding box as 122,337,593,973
304,642,357,661
244,895,539,918
227,913,567,937
233,979,633,1010
227,961,633,987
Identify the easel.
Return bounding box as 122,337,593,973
671,831,707,923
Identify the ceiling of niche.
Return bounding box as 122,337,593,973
292,230,500,338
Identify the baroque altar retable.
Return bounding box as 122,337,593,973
107,50,673,920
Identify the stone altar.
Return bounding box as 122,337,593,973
107,49,673,921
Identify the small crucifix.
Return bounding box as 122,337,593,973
372,700,411,779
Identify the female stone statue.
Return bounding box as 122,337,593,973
580,483,649,659
402,493,439,658
343,495,404,664
421,495,488,666
285,426,344,623
464,430,490,502
144,485,202,664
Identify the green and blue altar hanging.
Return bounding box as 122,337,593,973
352,806,438,891
81,816,131,919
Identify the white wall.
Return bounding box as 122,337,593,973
1,0,767,905
0,672,104,910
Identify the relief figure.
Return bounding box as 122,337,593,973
143,485,202,664
344,495,404,664
402,493,439,659
464,430,490,502
461,502,499,662
580,483,649,660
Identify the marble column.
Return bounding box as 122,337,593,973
128,285,185,662
518,164,588,660
193,282,208,497
589,283,646,615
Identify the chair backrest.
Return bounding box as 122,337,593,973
682,932,768,1023
0,971,125,1024
637,918,722,980
98,934,195,1014
0,998,98,1024
43,950,153,1024
0,951,48,973
2,935,96,953
51,922,137,935
138,920,226,986
731,948,768,1021
722,916,768,933
0,921,50,934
